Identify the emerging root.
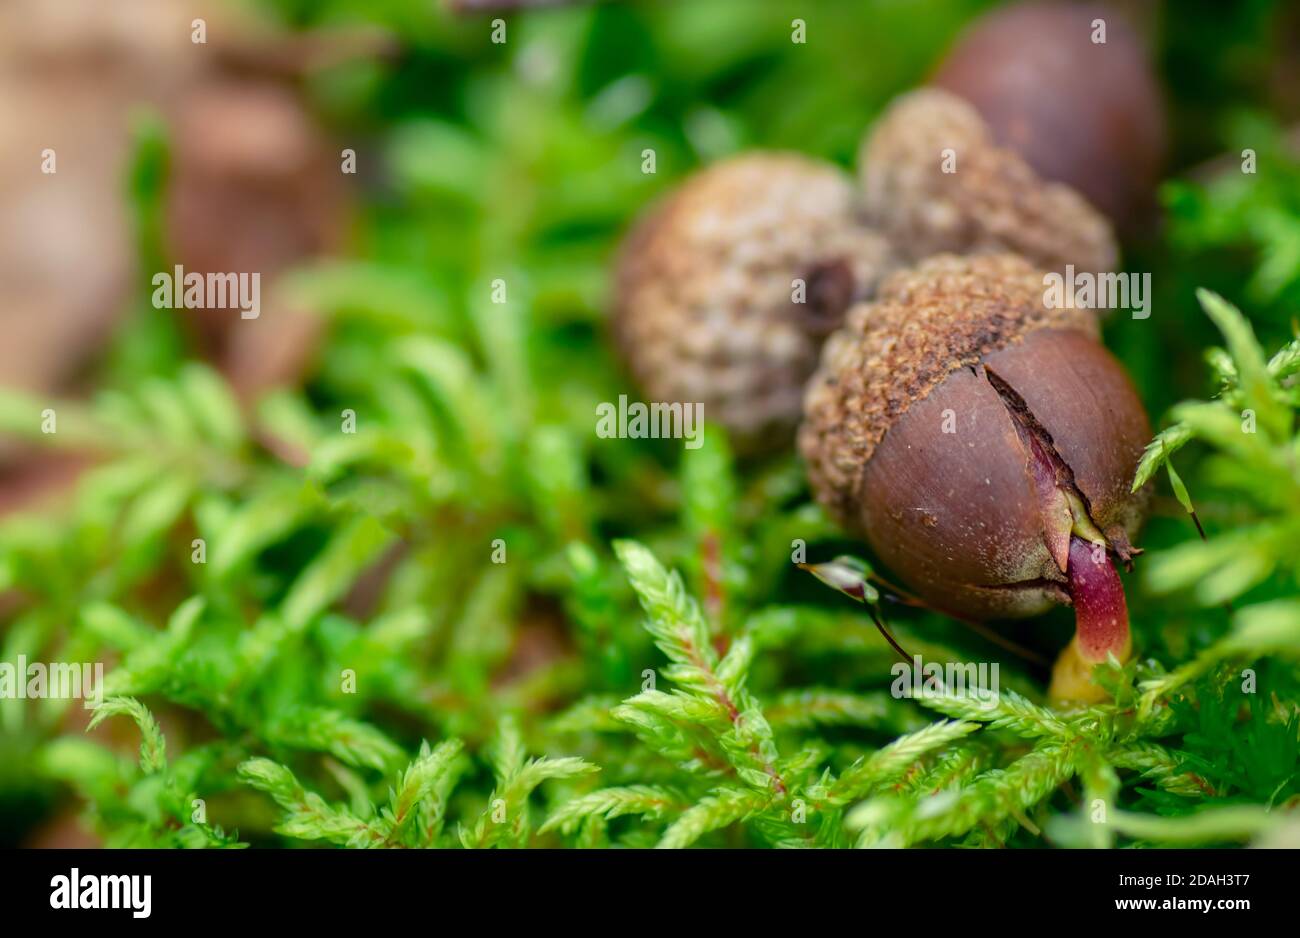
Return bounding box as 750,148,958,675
984,364,1134,703
1047,541,1133,704
1064,534,1131,665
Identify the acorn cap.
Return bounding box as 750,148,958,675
614,152,897,452
859,89,1117,274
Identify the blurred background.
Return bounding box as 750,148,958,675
1,0,1298,848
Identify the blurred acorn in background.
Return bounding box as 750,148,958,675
799,254,1151,703
0,0,213,397
165,79,350,398
613,153,896,453
0,0,370,403
0,0,376,516
931,0,1167,233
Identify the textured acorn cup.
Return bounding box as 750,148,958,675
614,152,896,453
859,88,1117,275
932,1,1166,232
799,254,1150,703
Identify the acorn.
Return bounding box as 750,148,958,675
859,89,1117,275
614,153,896,453
931,1,1166,233
165,79,349,397
799,253,1151,703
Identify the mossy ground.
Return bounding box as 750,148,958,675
0,0,1298,848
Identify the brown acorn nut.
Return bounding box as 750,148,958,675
799,254,1151,702
614,153,897,452
859,89,1117,275
932,1,1166,232
165,80,349,398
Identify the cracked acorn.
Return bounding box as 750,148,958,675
799,254,1151,704
613,152,896,453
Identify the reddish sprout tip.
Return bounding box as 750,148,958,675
1066,535,1131,665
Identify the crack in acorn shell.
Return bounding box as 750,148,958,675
854,336,1147,620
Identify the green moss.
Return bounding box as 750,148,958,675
1,0,1298,849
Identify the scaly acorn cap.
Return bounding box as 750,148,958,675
800,253,1099,531
614,152,897,452
859,89,1117,274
